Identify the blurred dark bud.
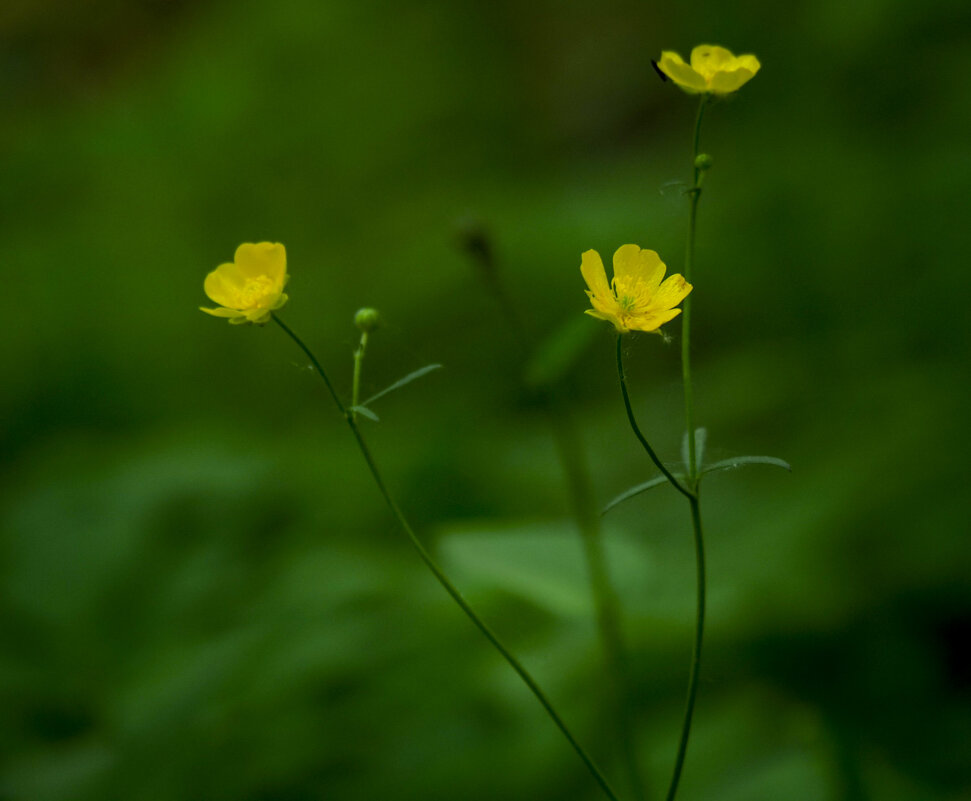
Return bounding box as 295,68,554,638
455,216,495,275
694,153,714,171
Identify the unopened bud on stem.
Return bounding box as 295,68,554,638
354,307,381,333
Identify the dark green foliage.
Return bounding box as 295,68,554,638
0,0,968,799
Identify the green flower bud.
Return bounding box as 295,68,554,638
694,153,713,171
354,307,381,333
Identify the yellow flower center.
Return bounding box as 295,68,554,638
237,275,276,309
614,280,651,312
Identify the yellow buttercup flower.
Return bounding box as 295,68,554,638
657,45,760,95
200,242,289,324
582,245,692,334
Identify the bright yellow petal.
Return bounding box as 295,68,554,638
643,252,667,289
630,307,682,333
200,305,246,319
204,266,245,308
734,54,761,74
244,308,272,324
585,308,627,332
690,45,736,79
581,250,611,300
658,51,707,93
613,245,666,289
586,289,615,318
650,274,693,310
709,68,756,94
612,245,644,283
234,242,287,282
658,49,686,66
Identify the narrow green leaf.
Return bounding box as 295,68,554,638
701,455,791,475
361,364,443,407
350,405,380,422
602,473,686,515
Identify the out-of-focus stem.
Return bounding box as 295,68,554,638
271,313,622,801
463,228,646,799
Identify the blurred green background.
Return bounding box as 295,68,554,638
2,0,969,799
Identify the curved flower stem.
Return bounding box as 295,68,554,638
664,93,711,801
271,313,622,801
615,335,694,502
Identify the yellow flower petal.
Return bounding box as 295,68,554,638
650,274,693,310
658,50,687,67
584,309,630,334
709,67,757,94
581,249,611,300
613,245,665,290
631,307,682,332
690,45,736,78
583,309,608,321
734,54,761,74
243,308,272,324
234,242,287,282
657,51,707,93
200,305,246,319
204,266,245,308
612,244,643,283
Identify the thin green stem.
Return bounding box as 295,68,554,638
682,94,709,480
665,495,705,801
271,313,622,801
351,330,369,420
664,92,711,801
615,335,694,502
274,315,344,411
690,96,709,186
